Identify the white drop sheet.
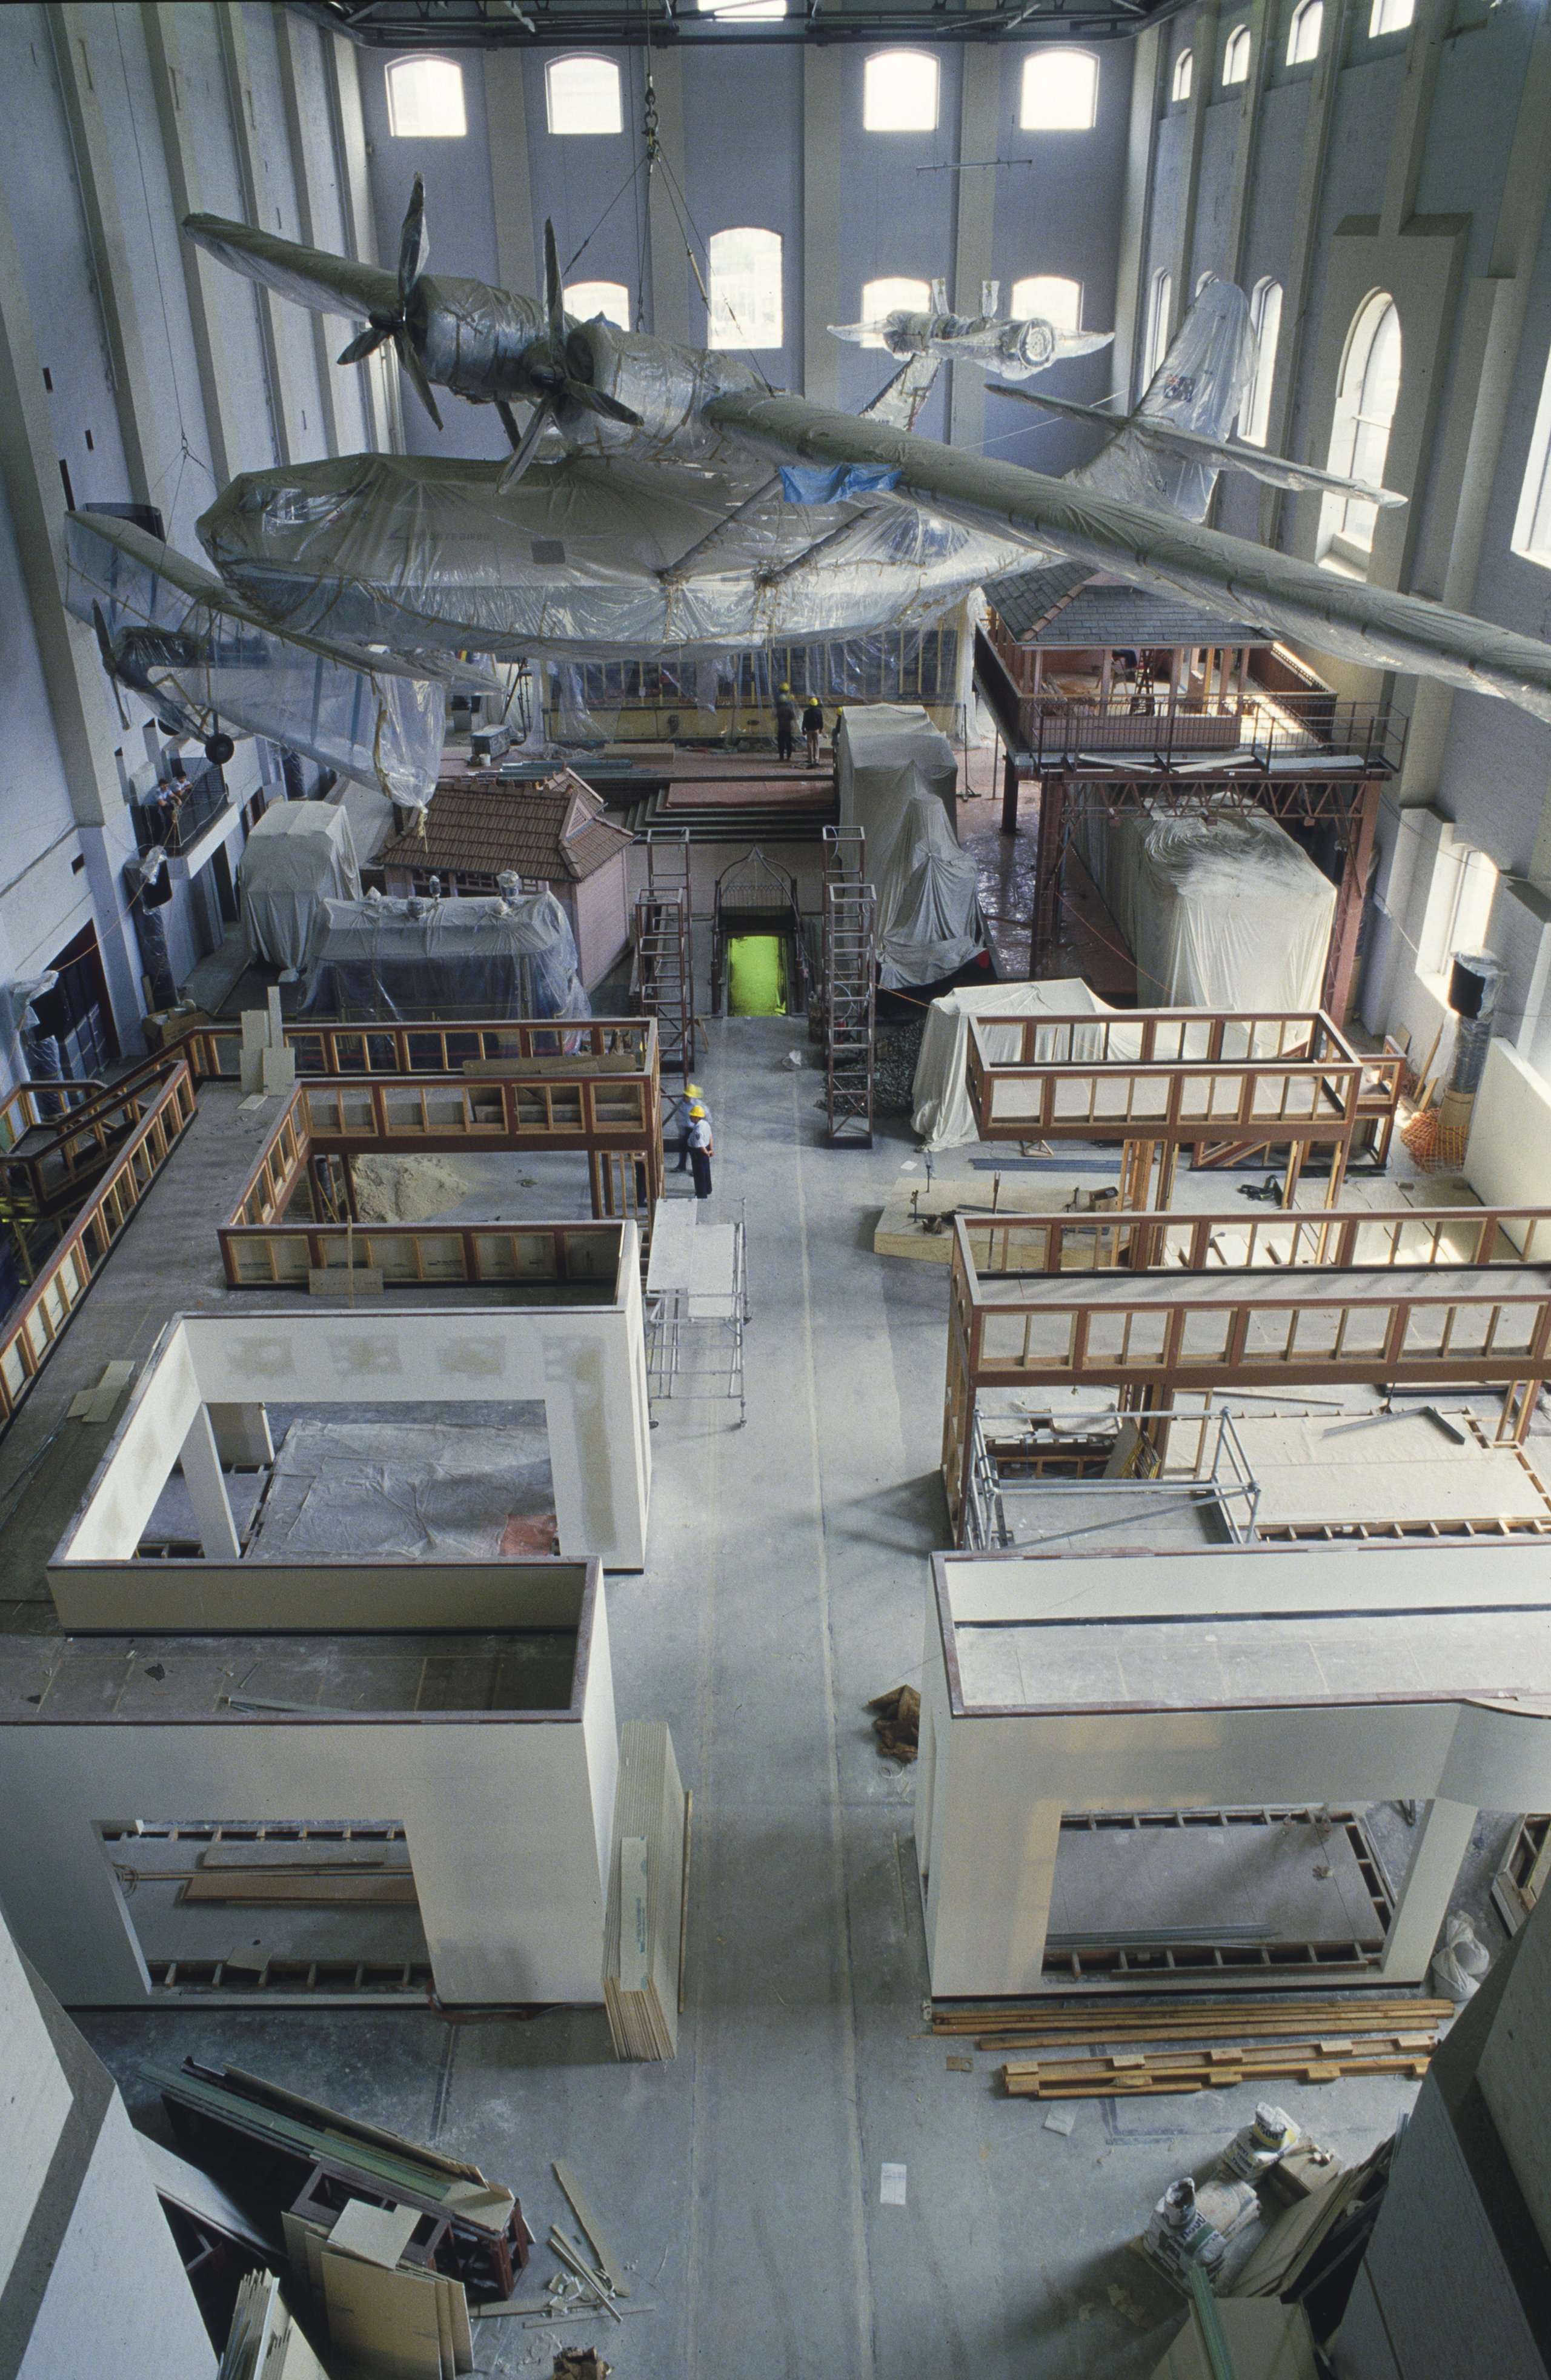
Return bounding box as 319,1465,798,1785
1074,803,1335,1010
248,1419,554,1560
910,978,1111,1152
837,706,986,990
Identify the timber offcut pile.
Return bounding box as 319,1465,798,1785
603,1721,688,2062
929,1997,1452,2102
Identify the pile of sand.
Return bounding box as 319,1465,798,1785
350,1154,474,1224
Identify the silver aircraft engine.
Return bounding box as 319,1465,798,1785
829,308,1114,376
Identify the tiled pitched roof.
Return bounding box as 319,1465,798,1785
379,770,632,884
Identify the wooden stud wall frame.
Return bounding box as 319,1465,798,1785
220,1052,662,1288
942,1215,1551,1536
0,1566,620,2009
965,1006,1401,1208
917,1541,1551,2000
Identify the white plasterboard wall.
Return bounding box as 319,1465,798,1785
1466,1040,1551,1239
917,1545,1551,1998
0,1909,75,2295
0,1698,616,2008
56,1283,652,1574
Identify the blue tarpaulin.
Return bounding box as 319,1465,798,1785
779,463,902,506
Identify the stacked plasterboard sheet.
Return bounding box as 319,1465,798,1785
603,1721,686,2061
219,2269,325,2379
285,2196,473,2378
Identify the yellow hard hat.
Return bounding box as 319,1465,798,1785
687,1082,703,1096
689,1103,707,1118
779,682,791,693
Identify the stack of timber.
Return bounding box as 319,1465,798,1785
603,1721,688,2061
942,1999,1452,2101
219,2270,325,2380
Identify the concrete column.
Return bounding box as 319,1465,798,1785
485,49,537,299
1223,0,1273,286
1113,25,1163,407
47,5,164,509
1257,0,1353,541
0,179,123,834
322,29,399,452
1378,1796,1477,1981
1168,0,1218,339
947,45,1001,453
645,55,690,346
141,1,241,486
1391,8,1551,805
275,10,344,457
802,47,843,406
178,1406,242,1560
218,2,302,466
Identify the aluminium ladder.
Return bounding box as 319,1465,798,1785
820,826,877,1148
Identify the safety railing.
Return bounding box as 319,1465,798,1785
175,1014,656,1083
966,1008,1402,1153
0,1060,196,1428
0,1055,190,1212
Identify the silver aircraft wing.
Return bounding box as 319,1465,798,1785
988,385,1406,509
705,389,1551,728
184,215,398,323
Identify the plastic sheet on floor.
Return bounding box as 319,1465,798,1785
247,1419,554,1560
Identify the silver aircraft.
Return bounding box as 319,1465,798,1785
62,176,1551,807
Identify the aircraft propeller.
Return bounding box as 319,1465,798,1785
336,174,445,429
497,220,641,492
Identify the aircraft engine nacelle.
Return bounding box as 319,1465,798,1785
558,319,765,452
411,275,549,404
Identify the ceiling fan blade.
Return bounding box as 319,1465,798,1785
398,172,430,301
567,381,642,428
543,218,565,343
395,328,444,429
497,398,555,493
337,322,391,366
90,603,130,728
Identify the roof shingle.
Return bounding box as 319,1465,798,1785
380,770,632,886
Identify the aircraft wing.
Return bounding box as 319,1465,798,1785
705,390,1551,727
184,214,397,323
988,385,1406,508
65,512,443,805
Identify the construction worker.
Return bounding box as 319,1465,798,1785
774,682,797,763
671,1081,708,1173
802,692,825,767
688,1101,714,1200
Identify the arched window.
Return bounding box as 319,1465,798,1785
1020,50,1099,130
1143,268,1173,385
1370,0,1413,33
1171,47,1194,102
708,227,783,351
1512,341,1551,570
1222,24,1252,83
1011,274,1082,333
385,56,465,139
565,280,631,330
545,56,623,136
1240,278,1284,447
1287,0,1323,63
863,51,939,131
1321,291,1401,568
858,276,932,348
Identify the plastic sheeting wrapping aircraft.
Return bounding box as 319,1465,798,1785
61,174,1551,809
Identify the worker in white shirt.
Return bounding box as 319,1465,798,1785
688,1102,714,1200
671,1081,709,1173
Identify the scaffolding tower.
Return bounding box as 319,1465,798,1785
820,826,877,1149
633,829,698,1082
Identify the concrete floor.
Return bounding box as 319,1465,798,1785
0,997,1511,2379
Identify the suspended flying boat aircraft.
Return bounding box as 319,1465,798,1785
61,178,1551,815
